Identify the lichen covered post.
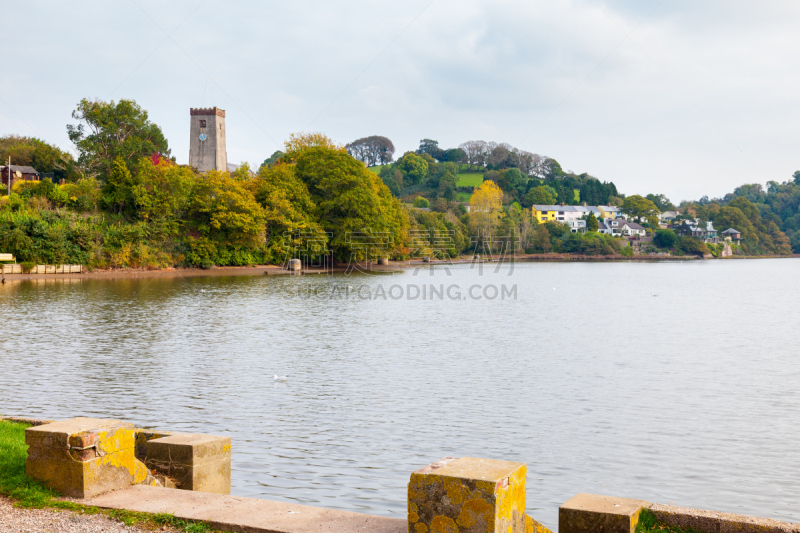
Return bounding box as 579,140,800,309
407,456,551,533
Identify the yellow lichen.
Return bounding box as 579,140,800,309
414,524,428,533
456,498,493,528
430,515,458,533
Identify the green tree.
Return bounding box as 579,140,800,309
259,151,285,171
524,185,557,206
398,152,429,185
131,158,195,232
67,99,170,180
621,195,660,225
653,228,677,248
413,197,430,208
102,157,137,214
586,212,599,232
188,170,266,246
250,162,326,262
646,193,676,212
0,135,79,182
293,145,409,262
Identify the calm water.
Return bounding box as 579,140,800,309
1,260,799,530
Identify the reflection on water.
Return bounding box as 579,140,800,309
1,260,799,530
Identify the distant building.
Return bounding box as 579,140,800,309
189,107,227,172
1,164,39,191
675,220,719,243
721,228,742,243
659,210,678,222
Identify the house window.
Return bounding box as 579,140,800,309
199,119,207,128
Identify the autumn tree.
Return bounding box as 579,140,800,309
67,99,170,180
469,180,504,238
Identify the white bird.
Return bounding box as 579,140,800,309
552,288,556,291
651,293,658,297
274,374,288,382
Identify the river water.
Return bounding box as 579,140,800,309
1,259,798,530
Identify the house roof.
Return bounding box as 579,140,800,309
1,165,38,174
623,222,645,230
721,228,741,234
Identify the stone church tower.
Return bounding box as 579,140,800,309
189,107,227,172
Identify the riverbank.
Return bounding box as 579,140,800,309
0,253,796,282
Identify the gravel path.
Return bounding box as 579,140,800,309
0,496,180,532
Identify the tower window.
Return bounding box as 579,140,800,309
199,120,207,128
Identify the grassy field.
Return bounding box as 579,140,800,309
367,165,384,174
456,192,472,203
457,173,483,187
0,420,220,532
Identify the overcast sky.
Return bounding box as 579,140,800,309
1,0,799,202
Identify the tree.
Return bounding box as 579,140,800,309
259,150,285,171
544,158,564,180
794,171,800,185
250,161,325,262
398,153,429,185
293,145,409,262
417,139,444,161
0,135,79,182
621,195,660,225
587,212,599,232
283,132,343,161
469,180,504,237
131,158,195,232
413,197,430,208
442,148,465,164
646,193,676,212
524,185,557,206
188,170,266,246
67,99,170,180
103,157,136,214
458,140,488,170
677,236,709,255
653,228,677,248
345,136,395,166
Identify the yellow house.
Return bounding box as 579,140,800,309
532,205,561,222
598,205,622,219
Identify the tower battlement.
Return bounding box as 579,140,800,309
190,107,226,118
189,107,227,172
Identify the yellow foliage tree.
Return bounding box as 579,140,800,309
283,133,344,161
470,180,504,238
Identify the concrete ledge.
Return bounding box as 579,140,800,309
146,433,231,494
559,493,648,533
649,503,800,533
84,485,407,533
25,418,137,499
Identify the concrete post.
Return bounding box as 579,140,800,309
408,457,551,533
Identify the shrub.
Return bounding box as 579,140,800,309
20,261,35,273
653,228,677,248
413,196,430,208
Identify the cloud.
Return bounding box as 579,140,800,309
0,0,798,202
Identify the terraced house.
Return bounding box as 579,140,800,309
532,204,626,233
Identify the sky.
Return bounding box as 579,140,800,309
1,0,799,203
